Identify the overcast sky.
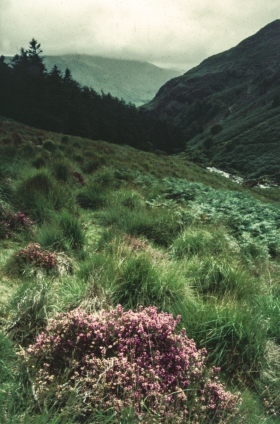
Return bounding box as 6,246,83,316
0,0,279,69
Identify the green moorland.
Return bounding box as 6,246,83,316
0,117,280,423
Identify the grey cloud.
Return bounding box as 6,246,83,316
0,0,279,68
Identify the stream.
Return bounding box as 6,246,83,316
206,167,278,189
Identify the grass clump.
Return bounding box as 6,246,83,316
98,205,182,247
77,184,107,210
58,210,85,250
6,281,50,347
176,299,268,386
43,139,56,152
185,256,258,299
171,227,228,258
51,158,72,182
35,220,64,251
94,168,117,187
31,155,46,169
111,253,179,310
13,171,72,222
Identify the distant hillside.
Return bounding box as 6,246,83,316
142,20,280,178
42,55,183,106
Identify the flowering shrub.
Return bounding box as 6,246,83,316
23,306,241,422
15,243,56,271
71,170,86,185
0,209,35,239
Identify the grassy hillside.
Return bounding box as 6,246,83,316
142,20,280,178
0,117,280,423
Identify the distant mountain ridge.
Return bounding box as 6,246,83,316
142,20,280,178
43,55,183,106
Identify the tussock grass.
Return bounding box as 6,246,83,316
184,255,259,299
51,158,72,182
58,210,85,250
171,226,229,259
35,220,65,251
13,170,73,222
6,281,50,346
98,205,182,247
77,184,108,210
111,252,192,310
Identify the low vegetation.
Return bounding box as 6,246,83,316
0,117,279,423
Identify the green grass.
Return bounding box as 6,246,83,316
35,220,65,250
0,118,280,422
77,183,107,210
6,281,50,347
58,210,85,250
13,170,73,222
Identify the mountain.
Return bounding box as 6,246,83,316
43,54,183,106
142,20,280,178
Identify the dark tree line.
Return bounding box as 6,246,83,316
0,39,185,153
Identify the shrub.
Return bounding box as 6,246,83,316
22,306,241,422
71,170,86,185
14,243,57,271
0,209,35,239
7,211,34,232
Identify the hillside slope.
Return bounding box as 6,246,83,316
43,54,183,106
142,20,280,178
0,117,280,422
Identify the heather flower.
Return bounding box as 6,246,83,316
0,207,35,239
15,243,57,271
22,306,242,422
